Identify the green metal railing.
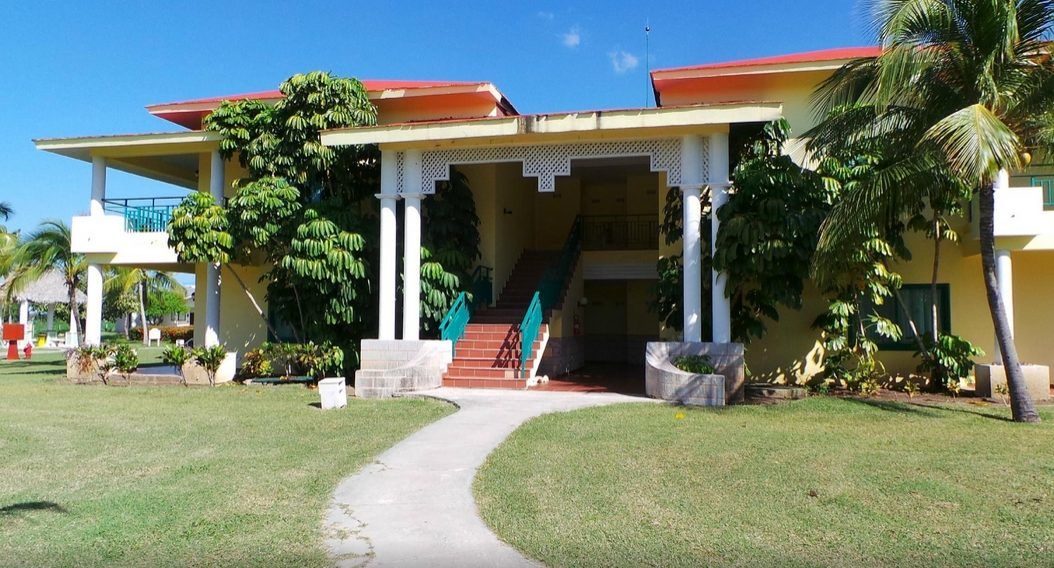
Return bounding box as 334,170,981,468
439,291,471,357
1032,176,1054,208
471,265,493,309
518,217,583,377
102,197,184,232
518,292,543,377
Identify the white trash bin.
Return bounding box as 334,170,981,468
318,377,348,410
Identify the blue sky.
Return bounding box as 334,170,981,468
1,1,870,235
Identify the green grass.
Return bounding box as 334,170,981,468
0,351,453,566
475,397,1054,567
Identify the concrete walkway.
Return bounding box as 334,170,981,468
323,387,652,568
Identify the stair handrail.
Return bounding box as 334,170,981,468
471,265,493,309
439,291,471,357
518,291,543,378
518,217,583,377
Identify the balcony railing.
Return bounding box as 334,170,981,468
1032,176,1054,209
581,214,659,251
102,197,184,233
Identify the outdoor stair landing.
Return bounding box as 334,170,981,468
442,250,558,389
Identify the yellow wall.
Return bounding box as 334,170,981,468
533,177,581,250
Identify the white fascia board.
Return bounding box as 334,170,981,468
320,103,783,148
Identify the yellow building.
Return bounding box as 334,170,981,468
35,47,1054,398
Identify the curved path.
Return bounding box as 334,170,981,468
323,387,651,567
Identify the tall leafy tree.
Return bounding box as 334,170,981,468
8,220,85,344
807,0,1054,422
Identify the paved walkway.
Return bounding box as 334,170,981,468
323,387,652,567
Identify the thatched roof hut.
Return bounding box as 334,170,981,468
0,270,86,304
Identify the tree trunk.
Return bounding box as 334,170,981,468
68,284,80,346
930,217,941,345
139,281,149,346
978,184,1040,423
221,264,284,340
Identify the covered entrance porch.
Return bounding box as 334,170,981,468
321,102,781,401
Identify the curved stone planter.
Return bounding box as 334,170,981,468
645,342,745,406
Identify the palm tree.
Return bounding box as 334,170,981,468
0,202,12,221
9,220,86,346
106,268,183,345
807,0,1053,422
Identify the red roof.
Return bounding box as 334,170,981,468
653,46,881,75
147,80,486,109
146,79,506,129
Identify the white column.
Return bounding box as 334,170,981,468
994,248,1014,361
204,150,224,347
46,304,55,332
90,156,106,216
17,300,29,349
85,263,103,345
68,300,79,348
680,135,705,342
402,150,424,341
377,150,399,340
709,131,732,344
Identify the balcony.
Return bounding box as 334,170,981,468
71,196,187,265
1033,176,1054,210
102,197,183,232
968,181,1054,245
581,214,659,251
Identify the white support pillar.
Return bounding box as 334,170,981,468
709,131,732,344
377,150,399,340
85,263,103,346
90,156,106,217
46,304,55,332
204,150,224,347
17,300,29,349
994,248,1014,361
680,135,705,342
402,150,424,341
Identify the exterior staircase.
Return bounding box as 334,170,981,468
441,251,559,388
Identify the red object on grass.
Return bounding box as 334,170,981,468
22,343,32,360
3,324,23,361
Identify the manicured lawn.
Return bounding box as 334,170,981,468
476,397,1054,567
0,351,452,566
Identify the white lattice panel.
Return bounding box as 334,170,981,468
394,151,405,194
412,138,706,193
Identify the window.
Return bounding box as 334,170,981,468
863,284,951,351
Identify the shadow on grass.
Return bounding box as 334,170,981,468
844,396,1013,422
0,501,67,516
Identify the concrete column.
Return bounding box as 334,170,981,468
680,135,705,342
402,146,424,341
46,304,54,332
377,150,399,340
709,131,732,344
68,301,79,348
994,248,1014,360
204,150,224,347
85,263,103,345
90,156,106,216
17,300,29,349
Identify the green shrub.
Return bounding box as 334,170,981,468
161,344,191,386
238,348,272,380
915,333,984,390
111,344,139,377
673,355,715,375
192,345,227,387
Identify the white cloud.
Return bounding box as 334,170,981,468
537,11,554,20
609,50,640,73
562,26,581,48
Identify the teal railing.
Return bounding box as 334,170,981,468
517,217,583,377
471,265,493,309
439,291,471,357
102,197,184,232
1032,176,1054,208
518,292,543,377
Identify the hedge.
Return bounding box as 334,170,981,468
127,326,194,342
